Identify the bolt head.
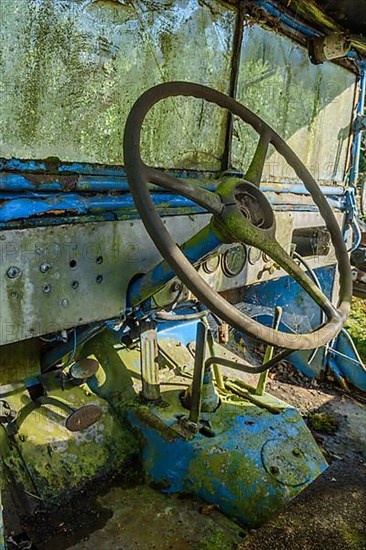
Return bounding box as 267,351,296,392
170,281,182,293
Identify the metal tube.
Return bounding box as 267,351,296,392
189,322,208,424
256,307,283,395
350,67,366,185
205,348,293,374
0,484,4,550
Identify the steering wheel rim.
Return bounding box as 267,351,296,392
123,81,352,350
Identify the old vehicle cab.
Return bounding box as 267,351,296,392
0,0,365,545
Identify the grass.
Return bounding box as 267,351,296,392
344,298,366,363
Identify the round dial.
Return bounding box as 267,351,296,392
202,254,220,274
222,244,247,277
248,246,262,265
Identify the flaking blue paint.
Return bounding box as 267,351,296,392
128,394,327,527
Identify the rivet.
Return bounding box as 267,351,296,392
42,283,52,294
7,266,21,279
61,298,69,308
40,262,52,273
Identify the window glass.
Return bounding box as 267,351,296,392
232,25,356,182
0,0,235,169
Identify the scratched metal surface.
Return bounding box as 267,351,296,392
0,213,213,345
231,25,356,183
0,0,235,170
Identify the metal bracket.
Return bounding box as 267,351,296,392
344,187,358,225
0,400,18,435
353,114,366,133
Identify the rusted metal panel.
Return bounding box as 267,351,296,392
0,213,211,345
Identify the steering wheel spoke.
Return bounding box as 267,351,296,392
244,130,271,187
146,167,223,216
260,240,340,321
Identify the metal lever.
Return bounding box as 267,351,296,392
139,320,161,401
255,306,283,396
189,321,208,424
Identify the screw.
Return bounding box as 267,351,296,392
10,291,19,300
0,235,6,241
7,266,21,279
170,281,182,293
42,283,52,294
96,275,103,284
71,281,79,289
270,465,280,476
40,262,52,273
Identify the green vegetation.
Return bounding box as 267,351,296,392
360,132,366,174
308,412,339,434
345,298,366,363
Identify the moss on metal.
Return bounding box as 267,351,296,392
0,372,138,502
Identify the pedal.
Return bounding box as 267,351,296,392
69,358,99,383
65,403,103,432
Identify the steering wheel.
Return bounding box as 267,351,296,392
123,82,352,351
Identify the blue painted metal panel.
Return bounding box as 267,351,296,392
230,266,333,380
128,223,222,307
128,392,327,527
328,329,366,391
0,193,204,222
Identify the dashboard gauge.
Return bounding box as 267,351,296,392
202,254,220,274
222,244,247,277
248,246,262,265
